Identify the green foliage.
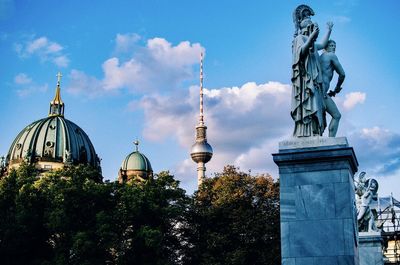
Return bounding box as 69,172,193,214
111,171,190,265
0,163,51,264
187,165,280,265
0,165,280,265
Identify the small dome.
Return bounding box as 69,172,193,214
7,116,100,171
119,142,153,183
121,151,153,172
191,141,213,163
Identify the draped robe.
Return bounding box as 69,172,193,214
291,34,325,137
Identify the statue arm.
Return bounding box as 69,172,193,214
332,55,346,92
300,27,320,56
316,22,333,50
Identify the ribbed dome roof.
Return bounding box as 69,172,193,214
7,116,100,169
121,151,152,172
5,72,100,172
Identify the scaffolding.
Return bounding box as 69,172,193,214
376,194,400,264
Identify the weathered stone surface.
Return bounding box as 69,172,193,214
282,258,296,265
281,222,290,258
359,232,384,265
313,257,338,265
273,137,359,264
335,182,352,218
295,183,335,220
289,219,344,257
281,187,296,221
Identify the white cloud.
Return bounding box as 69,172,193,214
53,55,70,68
115,33,141,53
67,69,104,97
137,81,292,190
14,73,32,85
349,127,400,183
16,83,48,97
15,36,69,67
26,37,48,53
13,72,48,97
134,77,399,195
101,57,141,91
68,34,204,95
360,126,391,143
343,91,366,110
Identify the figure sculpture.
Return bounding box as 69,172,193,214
291,5,333,137
65,149,72,164
320,40,345,137
355,172,379,232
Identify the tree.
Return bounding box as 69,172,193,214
111,171,190,265
0,165,191,265
0,164,280,264
36,165,116,264
187,165,280,265
0,163,52,265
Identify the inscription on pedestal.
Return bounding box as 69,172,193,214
279,136,348,150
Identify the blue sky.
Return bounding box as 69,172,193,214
1,0,400,197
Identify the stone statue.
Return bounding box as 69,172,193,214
65,149,72,165
355,171,367,197
320,39,345,137
355,172,379,232
291,5,333,137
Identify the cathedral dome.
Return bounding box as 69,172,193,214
5,72,101,172
118,141,152,182
121,152,153,172
7,116,100,171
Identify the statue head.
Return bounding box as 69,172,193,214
369,179,378,191
325,40,336,53
293,5,315,37
358,171,366,182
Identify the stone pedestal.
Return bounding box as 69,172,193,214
359,232,384,265
273,137,359,265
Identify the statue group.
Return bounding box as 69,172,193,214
291,5,346,137
356,172,380,232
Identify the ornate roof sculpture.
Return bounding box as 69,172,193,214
5,72,101,173
190,53,213,187
118,140,153,183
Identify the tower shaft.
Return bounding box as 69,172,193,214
190,53,213,188
197,162,205,186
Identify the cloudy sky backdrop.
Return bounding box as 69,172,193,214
1,0,400,197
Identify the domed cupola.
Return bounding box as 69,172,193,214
6,73,101,172
118,140,153,183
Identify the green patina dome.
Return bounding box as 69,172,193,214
5,72,101,172
118,141,152,182
121,151,152,172
7,116,100,169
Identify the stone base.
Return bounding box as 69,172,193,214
359,232,384,265
273,137,359,265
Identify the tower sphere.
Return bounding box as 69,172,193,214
190,141,213,163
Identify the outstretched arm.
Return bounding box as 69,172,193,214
316,22,333,50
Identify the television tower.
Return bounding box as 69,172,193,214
190,53,213,187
